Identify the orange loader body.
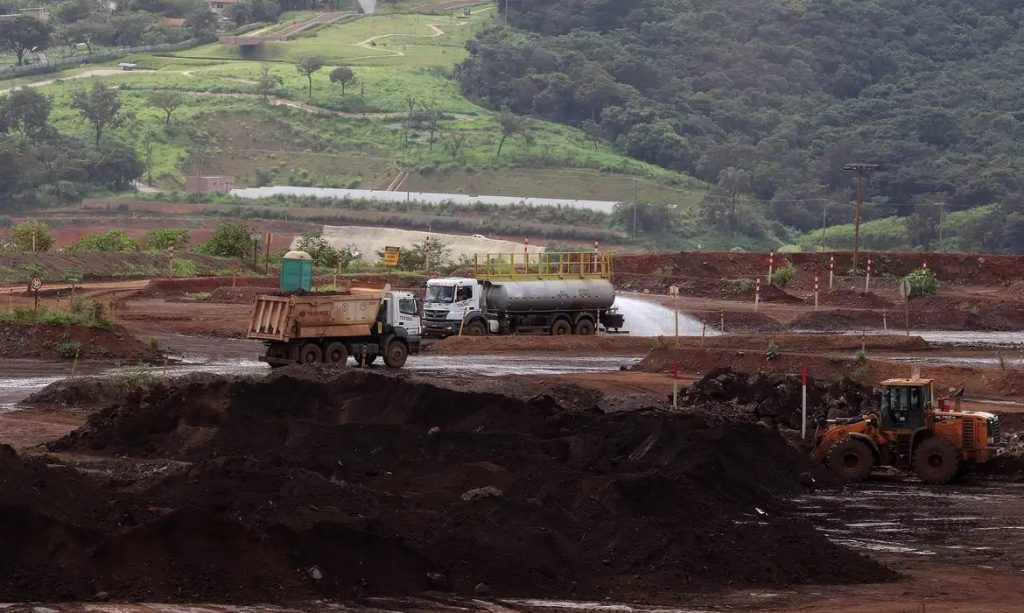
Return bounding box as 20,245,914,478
812,378,1001,484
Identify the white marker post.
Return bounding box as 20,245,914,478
754,277,761,312
673,362,680,410
768,251,775,285
814,274,820,310
801,367,808,440
829,254,835,290
669,285,680,347
865,257,872,292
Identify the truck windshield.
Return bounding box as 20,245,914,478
399,298,418,315
425,285,455,303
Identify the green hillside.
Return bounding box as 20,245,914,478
458,0,1024,254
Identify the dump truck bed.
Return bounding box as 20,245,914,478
247,290,385,342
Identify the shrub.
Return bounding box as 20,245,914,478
9,221,54,252
195,222,257,258
772,264,795,287
172,259,199,277
765,341,781,361
732,278,755,293
148,336,160,352
854,348,869,362
56,339,82,359
184,292,211,301
112,364,160,391
145,228,190,250
901,268,940,298
70,230,139,252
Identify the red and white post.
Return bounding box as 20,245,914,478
923,259,928,270
801,367,808,440
814,274,820,310
829,254,835,290
768,251,775,285
593,240,600,273
755,277,761,312
168,245,175,276
865,257,872,292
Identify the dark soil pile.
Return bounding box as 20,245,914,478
0,370,890,603
18,376,124,409
0,323,157,360
679,367,878,430
816,290,895,309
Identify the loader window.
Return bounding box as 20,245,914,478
883,386,910,425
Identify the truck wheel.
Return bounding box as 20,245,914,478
550,319,571,336
299,343,323,365
324,342,348,366
465,321,487,336
913,437,962,484
384,340,408,368
574,319,595,335
825,437,875,482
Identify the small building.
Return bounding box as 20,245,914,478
209,0,239,14
186,175,236,193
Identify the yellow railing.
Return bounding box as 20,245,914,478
473,252,613,281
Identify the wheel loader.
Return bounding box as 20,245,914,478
812,377,1002,484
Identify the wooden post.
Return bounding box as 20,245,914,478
768,251,774,285
865,257,872,292
814,274,819,311
754,277,761,312
720,310,725,334
883,310,888,331
829,254,834,290
672,362,680,410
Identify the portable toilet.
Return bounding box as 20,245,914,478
281,250,313,292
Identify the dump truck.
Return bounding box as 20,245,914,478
812,377,1001,484
422,251,625,338
247,251,420,367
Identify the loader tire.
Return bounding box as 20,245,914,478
826,437,875,482
324,342,348,366
299,343,322,365
913,437,961,484
465,321,487,336
384,339,409,369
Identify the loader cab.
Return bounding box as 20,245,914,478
879,379,933,431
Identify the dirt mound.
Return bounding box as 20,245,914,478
680,367,877,430
19,376,124,409
816,290,895,308
13,370,891,602
0,323,157,360
138,276,276,299
0,253,246,283
689,311,785,333
208,286,265,303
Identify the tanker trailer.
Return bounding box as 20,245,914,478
422,276,625,337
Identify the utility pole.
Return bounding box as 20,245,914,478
504,0,508,24
841,163,879,271
935,202,946,245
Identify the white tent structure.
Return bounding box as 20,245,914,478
356,0,377,14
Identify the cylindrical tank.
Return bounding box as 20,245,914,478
483,279,615,312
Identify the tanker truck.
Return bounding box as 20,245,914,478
421,251,625,337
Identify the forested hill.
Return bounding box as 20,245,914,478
457,0,1024,253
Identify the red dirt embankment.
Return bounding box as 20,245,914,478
615,251,1024,286
792,296,1024,331
0,369,889,603
0,323,156,360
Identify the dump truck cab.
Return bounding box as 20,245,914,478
813,377,1001,484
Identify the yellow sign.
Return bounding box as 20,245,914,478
383,246,401,267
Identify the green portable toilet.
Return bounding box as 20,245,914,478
281,250,313,292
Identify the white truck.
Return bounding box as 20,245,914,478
421,252,624,337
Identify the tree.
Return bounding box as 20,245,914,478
295,55,324,99
147,91,184,127
328,65,356,96
444,129,467,159
53,0,105,24
255,63,281,102
185,7,218,38
0,88,51,136
9,221,54,252
0,15,53,66
295,230,341,267
71,83,125,145
495,109,525,159
144,227,190,250
57,20,111,54
195,222,255,258
376,237,452,272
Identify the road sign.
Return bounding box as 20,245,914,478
383,246,401,267
63,271,82,284
898,279,912,300
668,285,679,296
29,277,42,292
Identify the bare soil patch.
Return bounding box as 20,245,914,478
0,323,157,361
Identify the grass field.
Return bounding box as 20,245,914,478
1,3,708,214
